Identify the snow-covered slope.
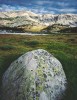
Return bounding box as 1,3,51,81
0,10,77,33
0,11,77,27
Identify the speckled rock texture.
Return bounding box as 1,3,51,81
2,49,67,100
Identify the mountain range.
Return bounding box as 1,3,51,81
0,10,77,33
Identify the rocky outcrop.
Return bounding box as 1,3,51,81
2,49,67,100
0,11,77,33
0,11,77,27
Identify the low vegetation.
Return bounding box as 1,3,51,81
0,45,15,50
0,34,77,100
0,26,25,33
0,23,77,33
24,40,39,47
42,24,77,34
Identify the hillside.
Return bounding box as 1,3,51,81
0,10,77,33
42,24,77,33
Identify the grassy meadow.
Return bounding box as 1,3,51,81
0,34,77,100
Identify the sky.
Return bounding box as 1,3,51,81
0,0,77,14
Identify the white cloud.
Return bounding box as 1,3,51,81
0,5,16,11
60,8,77,13
57,2,69,7
0,4,28,11
0,4,76,14
31,8,55,14
47,7,59,11
35,0,53,5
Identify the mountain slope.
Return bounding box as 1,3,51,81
0,10,77,33
42,24,77,33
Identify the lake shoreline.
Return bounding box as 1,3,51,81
0,32,48,36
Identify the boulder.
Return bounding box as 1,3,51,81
2,49,67,100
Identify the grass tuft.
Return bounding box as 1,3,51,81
0,45,15,50
24,40,39,47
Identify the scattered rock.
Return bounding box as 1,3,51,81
2,49,67,100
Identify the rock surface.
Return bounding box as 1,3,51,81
2,49,67,100
0,11,77,33
0,11,77,27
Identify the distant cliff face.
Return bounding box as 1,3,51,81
0,10,77,33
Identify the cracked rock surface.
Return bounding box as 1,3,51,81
2,49,67,100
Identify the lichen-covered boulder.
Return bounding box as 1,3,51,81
2,49,67,100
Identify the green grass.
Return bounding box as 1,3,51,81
24,40,39,47
0,45,15,50
0,34,77,100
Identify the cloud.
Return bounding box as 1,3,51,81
0,5,16,11
31,8,55,14
57,2,69,7
60,8,77,13
0,0,77,14
35,0,53,5
0,4,55,14
0,4,28,11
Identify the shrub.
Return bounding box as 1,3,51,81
0,45,15,50
46,42,69,51
24,40,39,47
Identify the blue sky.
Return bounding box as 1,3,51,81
0,0,77,14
